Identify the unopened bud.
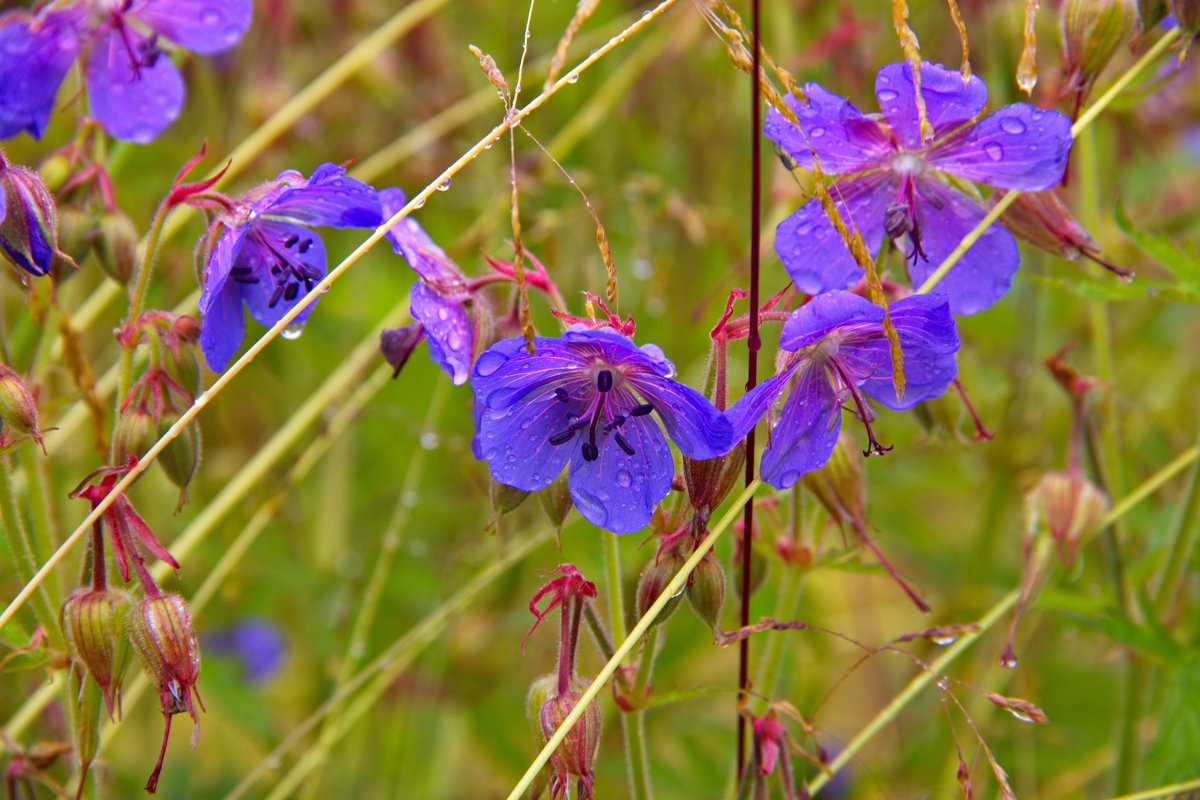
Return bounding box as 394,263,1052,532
56,207,95,267
380,324,424,378
112,408,156,465
635,548,686,627
1167,0,1200,31
61,588,133,719
538,688,601,796
1062,0,1138,97
1031,471,1110,567
162,338,202,400
0,364,42,449
157,415,200,506
0,156,75,277
1139,0,1167,26
998,191,1130,278
538,472,574,535
802,433,865,526
685,552,726,632
93,210,139,284
683,441,746,523
36,153,72,194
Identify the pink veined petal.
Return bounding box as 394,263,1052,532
86,28,184,144
926,103,1073,191
128,0,251,53
875,62,987,152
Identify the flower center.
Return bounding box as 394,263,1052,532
546,368,655,462
231,229,322,308
890,153,926,176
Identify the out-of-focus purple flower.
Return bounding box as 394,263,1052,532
0,0,251,143
726,291,960,489
206,619,285,684
470,327,732,534
380,188,474,385
765,62,1073,315
198,163,381,372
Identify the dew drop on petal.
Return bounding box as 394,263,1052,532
201,8,221,23
931,634,958,646
779,470,801,487
1007,708,1036,723
1000,116,1027,135
984,142,1005,161
572,490,609,528
878,89,898,102
809,126,826,138
615,469,632,488
474,350,509,376
281,322,305,340
484,447,499,460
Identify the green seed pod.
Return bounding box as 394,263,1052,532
0,158,74,277
93,210,139,284
635,548,687,628
685,551,726,632
61,588,133,720
1167,0,1200,31
537,472,574,534
124,594,201,716
1062,0,1138,95
157,415,200,502
490,479,530,516
112,407,156,465
0,364,41,447
56,206,95,266
1138,0,1167,29
161,337,202,400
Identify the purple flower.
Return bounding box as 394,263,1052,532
726,291,960,489
471,328,732,534
206,619,285,684
0,0,250,143
766,62,1073,315
198,163,382,372
380,188,474,385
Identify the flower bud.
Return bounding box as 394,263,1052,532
161,336,202,400
56,206,95,267
0,156,75,277
0,364,42,449
683,440,746,523
380,324,424,378
112,407,156,465
1167,0,1200,31
685,551,726,632
538,472,574,536
635,548,686,627
491,478,530,515
1032,470,1110,567
802,432,865,526
1139,0,1167,26
61,588,133,719
157,415,200,506
1062,0,1138,97
93,210,139,284
537,687,601,797
998,191,1132,278
36,153,72,194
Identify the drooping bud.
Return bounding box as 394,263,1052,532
1167,0,1200,31
685,551,726,632
997,191,1132,278
635,546,687,627
537,688,602,799
491,479,531,516
125,593,203,793
157,415,200,507
1031,470,1110,567
93,210,140,284
683,440,746,525
61,588,133,719
161,324,202,399
0,364,43,450
380,324,424,378
0,155,70,276
802,432,866,526
112,407,156,465
1062,0,1138,102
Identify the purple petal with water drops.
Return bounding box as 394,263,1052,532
199,273,246,372
410,282,473,385
625,370,732,460
380,187,467,295
129,0,251,53
764,84,893,173
758,361,841,490
471,335,590,412
724,356,805,443
780,290,883,352
236,221,325,329
875,62,988,152
927,104,1072,191
0,10,83,139
567,398,673,534
86,28,184,144
263,163,382,229
475,386,580,492
904,179,1019,316
774,172,894,296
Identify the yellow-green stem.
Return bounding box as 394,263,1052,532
1104,778,1200,800
0,458,64,651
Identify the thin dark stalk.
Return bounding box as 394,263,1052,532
737,0,762,781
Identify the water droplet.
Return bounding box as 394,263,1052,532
779,470,801,488
281,322,305,340
615,469,632,488
566,74,579,84
983,142,1004,161
936,678,949,689
998,654,1019,669
267,756,282,771
419,432,440,450
1006,709,1036,723
448,330,464,349
201,8,221,23
436,178,452,191
475,350,508,376
484,447,499,460
573,490,608,528
931,635,958,646
412,196,426,208
1000,116,1027,135
809,126,826,138
796,223,812,236
878,89,898,102
483,141,494,150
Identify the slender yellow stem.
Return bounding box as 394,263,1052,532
917,27,1181,296
504,480,763,800
0,0,678,639
1104,778,1200,800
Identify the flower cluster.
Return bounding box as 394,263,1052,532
0,0,251,143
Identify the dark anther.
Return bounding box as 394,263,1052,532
884,203,913,240
548,429,576,446
284,283,300,301
283,235,300,248
596,370,613,393
231,266,253,276
614,433,636,456
298,239,313,254
267,285,285,308
270,265,283,275
604,415,626,432
232,276,259,284
629,404,654,417
581,442,599,461
554,388,570,403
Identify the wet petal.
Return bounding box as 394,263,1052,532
86,29,184,144
199,277,245,372
724,356,805,442
774,173,894,296
764,85,893,173
625,371,732,459
198,224,247,316
380,187,467,295
475,388,580,492
0,11,82,139
237,222,325,328
759,361,841,490
129,0,251,53
568,408,672,534
927,104,1072,191
471,336,592,412
875,62,987,152
410,282,473,385
780,290,883,351
263,163,381,229
904,180,1019,315
562,327,675,379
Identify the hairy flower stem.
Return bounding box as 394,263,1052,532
738,0,763,780
20,445,63,607
0,458,65,651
